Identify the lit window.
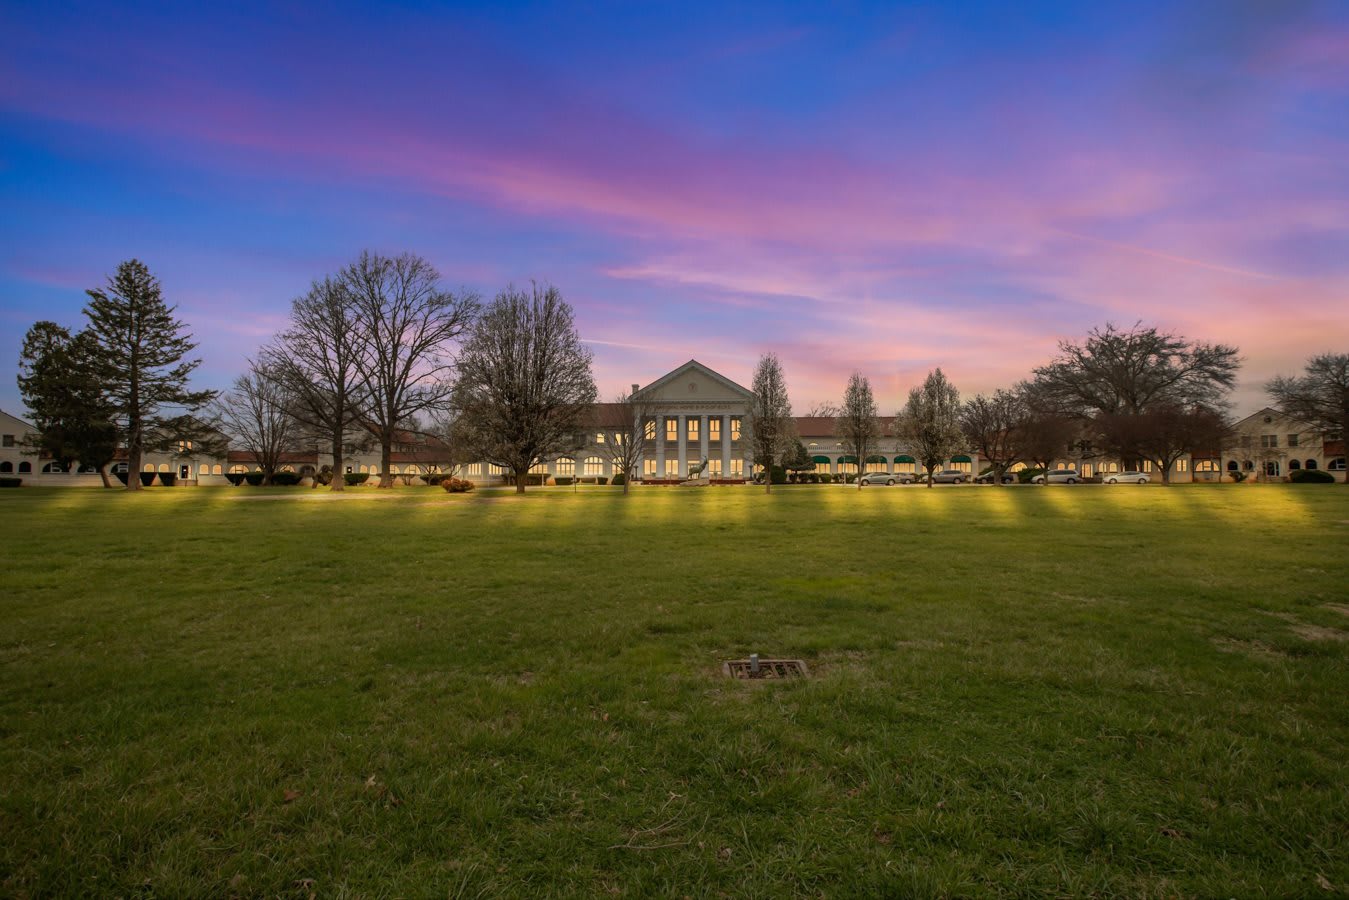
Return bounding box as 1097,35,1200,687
730,458,743,477
176,440,193,452
1105,462,1118,473
595,432,605,444
489,464,506,475
213,465,222,475
709,419,721,440
555,457,575,476
466,464,483,476
731,417,742,440
528,461,545,474
1196,460,1218,472
665,418,677,441
143,464,155,473
687,419,699,441
389,465,400,474
584,456,604,476
1082,464,1094,477
644,420,656,440
1176,458,1189,472
708,458,723,477
198,465,208,476
664,459,679,476
158,464,170,473
1141,460,1153,472
643,459,657,476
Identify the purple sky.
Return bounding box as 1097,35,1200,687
2,1,1347,418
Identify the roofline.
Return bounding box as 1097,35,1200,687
636,359,753,399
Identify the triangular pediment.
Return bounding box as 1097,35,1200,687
636,360,754,403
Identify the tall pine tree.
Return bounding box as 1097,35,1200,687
83,260,217,490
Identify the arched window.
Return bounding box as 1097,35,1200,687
143,464,155,473
18,461,31,473
280,464,295,473
198,465,209,476
1244,460,1255,471
229,465,247,474
1329,457,1345,471
528,461,546,474
1288,459,1301,471
949,455,972,473
388,465,400,475
584,456,604,476
0,461,11,473
555,457,575,476
865,455,888,473
1106,462,1118,473
1227,460,1239,471
157,464,170,473
212,465,223,475
1305,459,1317,470
1195,460,1218,472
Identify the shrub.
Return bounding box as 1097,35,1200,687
314,467,333,486
819,473,833,484
244,472,265,486
426,473,446,486
555,477,574,486
0,477,21,488
139,472,156,487
1290,468,1334,484
1018,467,1046,484
441,477,475,493
344,473,370,486
611,473,625,486
272,471,301,486
159,472,177,487
223,473,242,486
770,465,787,485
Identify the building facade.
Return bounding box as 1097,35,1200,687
3,362,1345,486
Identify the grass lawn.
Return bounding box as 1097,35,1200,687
1,484,1347,897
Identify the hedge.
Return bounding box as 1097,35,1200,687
344,472,370,486
1290,468,1335,483
244,472,265,487
159,472,177,487
1018,467,1046,484
271,471,301,486
139,472,156,487
611,473,626,486
0,477,21,488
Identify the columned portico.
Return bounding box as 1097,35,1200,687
629,360,756,482
699,414,709,472
721,414,731,478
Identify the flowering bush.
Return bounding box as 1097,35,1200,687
441,477,475,493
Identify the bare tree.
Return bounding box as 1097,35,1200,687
1032,322,1240,416
263,276,367,491
1099,404,1232,485
839,372,880,490
345,251,478,488
1267,353,1349,484
595,388,656,495
214,360,300,486
804,401,841,418
897,368,962,488
960,389,1026,486
450,283,597,494
749,352,793,493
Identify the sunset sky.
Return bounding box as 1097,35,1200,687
2,1,1347,417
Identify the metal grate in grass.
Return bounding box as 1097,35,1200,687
723,654,808,679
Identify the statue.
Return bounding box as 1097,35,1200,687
687,456,709,479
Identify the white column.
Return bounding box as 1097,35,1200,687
677,414,687,478
721,414,731,478
656,416,665,476
699,414,709,472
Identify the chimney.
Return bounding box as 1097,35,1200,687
631,383,639,394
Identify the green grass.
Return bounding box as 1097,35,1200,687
2,484,1347,897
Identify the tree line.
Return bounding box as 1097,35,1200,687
17,257,1349,491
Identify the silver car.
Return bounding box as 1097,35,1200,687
1031,469,1082,484
858,472,918,486
929,469,970,484
1104,471,1149,484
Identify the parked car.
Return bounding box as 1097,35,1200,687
929,469,970,484
1031,469,1082,484
974,469,1017,484
1104,471,1149,484
858,472,897,486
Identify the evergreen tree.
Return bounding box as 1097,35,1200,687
83,260,217,490
17,321,119,486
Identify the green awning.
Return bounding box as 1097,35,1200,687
866,454,887,463
951,454,972,463
811,455,831,464
895,455,915,463
838,455,858,463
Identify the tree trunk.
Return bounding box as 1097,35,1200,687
515,467,527,493
99,464,113,489
330,438,345,491
127,443,142,491
379,439,393,488
622,468,630,495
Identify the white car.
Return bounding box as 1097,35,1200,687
1105,471,1149,484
